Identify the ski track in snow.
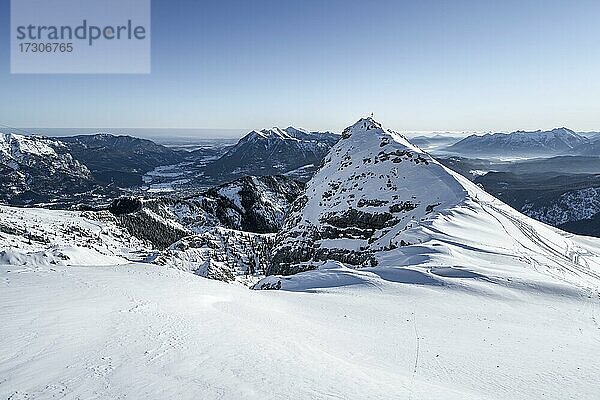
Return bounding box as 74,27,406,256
408,304,420,400
484,201,600,285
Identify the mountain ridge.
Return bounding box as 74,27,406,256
203,126,339,181
264,118,600,291
447,127,589,156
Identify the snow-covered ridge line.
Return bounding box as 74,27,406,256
265,117,600,291
240,126,338,143
0,132,69,161
448,127,589,156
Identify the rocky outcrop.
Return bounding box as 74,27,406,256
144,175,304,235
105,175,303,251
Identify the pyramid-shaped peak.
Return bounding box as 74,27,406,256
342,117,385,138
340,117,421,155
268,117,474,275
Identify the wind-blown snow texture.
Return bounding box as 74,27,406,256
2,261,600,399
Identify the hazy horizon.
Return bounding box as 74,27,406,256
2,124,599,140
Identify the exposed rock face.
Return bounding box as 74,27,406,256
200,175,304,232
268,118,466,276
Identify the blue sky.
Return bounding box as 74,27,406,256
1,0,599,134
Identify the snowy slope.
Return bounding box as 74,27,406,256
1,262,599,399
155,227,274,285
0,133,95,204
0,133,57,161
0,205,150,266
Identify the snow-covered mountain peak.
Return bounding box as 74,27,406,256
340,117,422,151
265,127,294,139
241,126,339,144
269,117,469,274
205,126,339,180
341,117,381,138
342,116,380,132
507,127,583,143
283,126,310,135
267,118,600,291
239,130,264,142
241,127,294,142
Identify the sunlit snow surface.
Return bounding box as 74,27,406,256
1,262,599,399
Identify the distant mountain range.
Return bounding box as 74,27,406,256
446,128,590,157
409,134,463,151
0,127,338,206
0,132,182,206
577,137,600,156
